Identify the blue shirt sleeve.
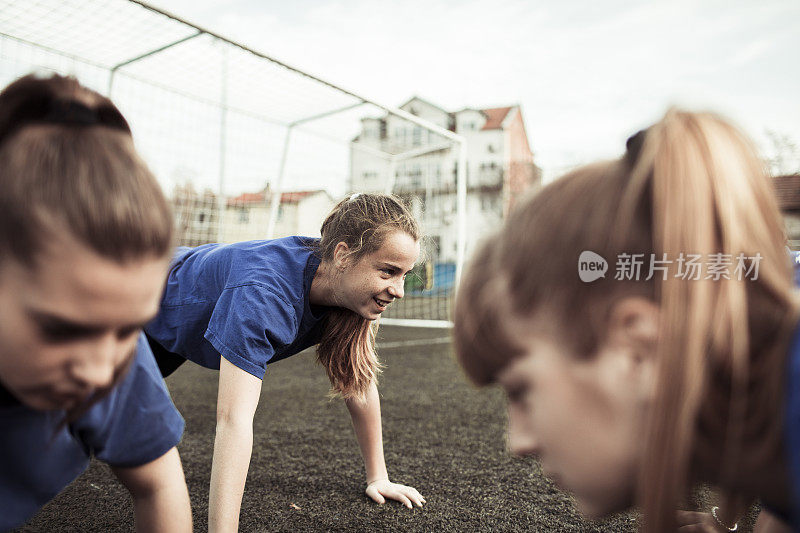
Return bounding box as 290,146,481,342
70,333,185,467
204,284,298,379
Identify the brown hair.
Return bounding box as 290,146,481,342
315,193,420,401
454,109,798,531
0,74,173,266
453,236,525,383
0,73,174,421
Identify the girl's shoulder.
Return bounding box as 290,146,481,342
172,237,318,285
227,236,319,284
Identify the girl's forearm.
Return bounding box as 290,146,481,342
113,448,192,533
345,381,388,482
132,485,192,533
209,419,254,533
210,357,262,532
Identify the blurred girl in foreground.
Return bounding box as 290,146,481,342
0,74,190,531
454,109,798,532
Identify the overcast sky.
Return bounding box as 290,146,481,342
147,0,800,183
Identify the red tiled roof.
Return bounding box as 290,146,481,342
774,174,800,211
281,190,319,203
227,189,322,207
480,106,513,130
227,191,265,206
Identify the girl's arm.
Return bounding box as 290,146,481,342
754,509,793,533
112,447,192,533
209,356,263,533
344,380,426,508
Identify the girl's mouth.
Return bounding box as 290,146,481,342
373,297,392,310
49,391,88,409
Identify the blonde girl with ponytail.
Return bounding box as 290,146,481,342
454,109,800,532
145,193,425,531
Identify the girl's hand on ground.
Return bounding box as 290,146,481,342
677,510,737,532
365,479,426,508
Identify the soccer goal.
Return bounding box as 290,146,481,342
0,0,467,325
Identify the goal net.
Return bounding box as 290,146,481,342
0,0,467,324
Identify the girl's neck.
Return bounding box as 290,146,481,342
310,261,337,307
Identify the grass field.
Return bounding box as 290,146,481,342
19,326,752,532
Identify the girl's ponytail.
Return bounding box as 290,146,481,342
631,110,797,532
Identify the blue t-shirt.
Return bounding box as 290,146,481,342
773,249,800,527
144,236,328,380
785,323,800,529
0,334,184,531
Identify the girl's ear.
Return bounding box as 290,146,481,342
605,296,660,403
333,241,350,270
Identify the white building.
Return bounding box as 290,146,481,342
223,189,335,242
350,96,540,265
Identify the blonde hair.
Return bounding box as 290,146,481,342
455,109,798,531
316,193,420,401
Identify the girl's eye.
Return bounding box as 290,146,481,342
39,326,76,343
38,323,93,343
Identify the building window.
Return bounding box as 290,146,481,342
487,144,495,153
238,208,249,223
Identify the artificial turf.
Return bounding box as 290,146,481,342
18,326,751,532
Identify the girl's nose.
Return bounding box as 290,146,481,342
507,408,540,457
69,334,124,390
388,279,404,299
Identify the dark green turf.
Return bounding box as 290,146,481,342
18,327,755,532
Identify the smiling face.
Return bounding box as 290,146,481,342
334,230,420,320
0,231,168,411
495,301,658,518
